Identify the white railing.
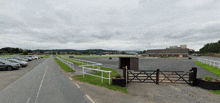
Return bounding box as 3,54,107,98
60,57,112,85
197,58,220,69
82,66,112,85
56,57,74,69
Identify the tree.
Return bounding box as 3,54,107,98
52,51,56,55
19,49,23,53
199,40,220,54
23,50,28,55
40,51,44,53
143,50,147,53
122,51,126,54
26,50,32,53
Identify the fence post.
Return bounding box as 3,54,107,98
109,72,110,85
126,66,128,84
156,69,160,84
192,67,197,86
101,71,103,83
83,67,84,78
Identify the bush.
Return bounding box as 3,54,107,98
204,76,213,82
115,74,121,78
215,78,219,82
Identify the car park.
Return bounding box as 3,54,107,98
0,60,20,71
0,57,7,60
7,57,28,62
26,56,38,60
7,59,28,67
19,58,29,62
24,57,32,61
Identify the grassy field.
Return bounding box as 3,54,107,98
59,56,128,93
54,58,75,72
194,61,220,77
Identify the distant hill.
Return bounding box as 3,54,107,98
32,49,119,54
118,50,142,53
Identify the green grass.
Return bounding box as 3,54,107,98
210,90,220,94
73,75,128,93
54,58,75,72
58,56,128,93
194,61,220,77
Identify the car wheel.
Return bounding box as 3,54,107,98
7,66,12,71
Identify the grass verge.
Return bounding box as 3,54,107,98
210,90,220,94
194,61,220,77
54,58,75,72
59,56,128,93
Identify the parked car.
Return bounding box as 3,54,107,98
24,57,33,61
7,57,28,62
34,56,40,59
19,58,29,62
0,57,7,60
7,59,28,67
0,60,20,71
26,56,38,60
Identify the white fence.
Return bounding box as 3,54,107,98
72,58,112,85
60,57,112,85
197,58,220,69
82,66,112,85
56,57,74,69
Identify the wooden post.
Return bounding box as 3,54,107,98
126,66,127,84
156,69,160,84
192,67,197,86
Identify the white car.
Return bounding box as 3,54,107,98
7,59,28,67
24,57,33,61
33,56,39,59
26,56,38,60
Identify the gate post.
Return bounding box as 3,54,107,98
192,67,197,86
156,69,160,84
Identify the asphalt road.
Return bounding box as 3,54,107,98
0,58,46,90
0,56,91,103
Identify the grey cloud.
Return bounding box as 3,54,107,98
0,0,220,51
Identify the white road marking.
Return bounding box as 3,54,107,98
69,77,72,80
26,98,30,103
86,94,95,103
35,66,48,103
75,83,80,88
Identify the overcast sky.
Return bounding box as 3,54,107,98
0,0,220,51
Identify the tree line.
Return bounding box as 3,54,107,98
0,47,32,55
199,40,220,54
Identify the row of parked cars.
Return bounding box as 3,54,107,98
0,55,40,71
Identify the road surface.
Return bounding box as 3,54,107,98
0,56,92,103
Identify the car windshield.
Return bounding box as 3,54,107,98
2,60,12,64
